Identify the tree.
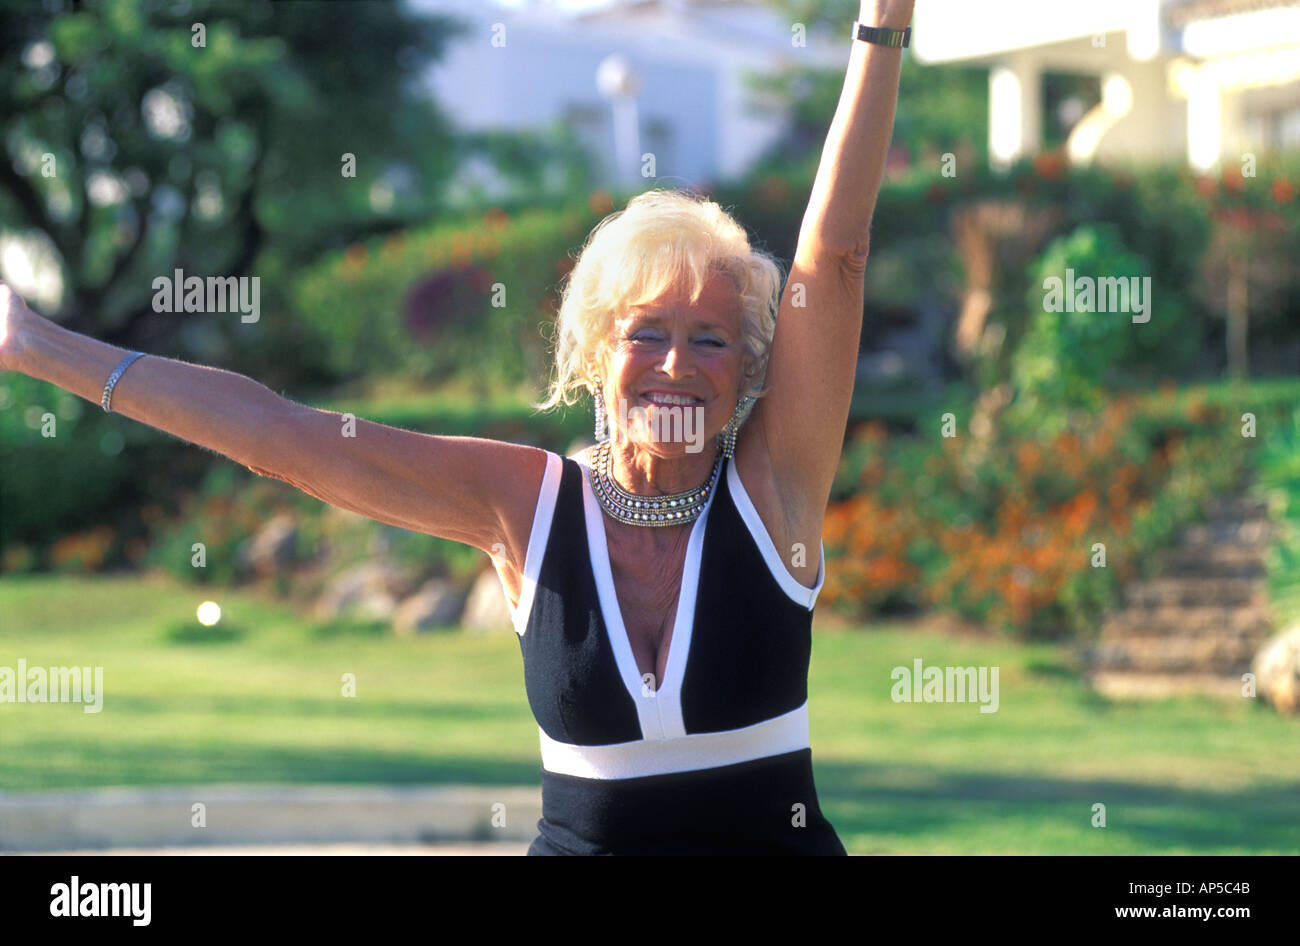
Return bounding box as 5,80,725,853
751,0,988,176
0,0,464,363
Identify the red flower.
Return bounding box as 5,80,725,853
1034,151,1066,181
1272,177,1297,206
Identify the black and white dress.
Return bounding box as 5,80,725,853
498,448,847,855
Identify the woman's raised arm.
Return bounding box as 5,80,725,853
746,0,913,521
1,281,546,563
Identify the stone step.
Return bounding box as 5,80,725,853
1124,576,1265,608
1099,605,1274,638
1180,520,1277,547
1081,635,1262,674
1087,672,1245,700
1158,544,1269,578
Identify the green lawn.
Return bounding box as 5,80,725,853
2,572,1297,854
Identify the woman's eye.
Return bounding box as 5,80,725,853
628,331,723,346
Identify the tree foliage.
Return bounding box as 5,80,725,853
0,0,464,356
752,0,988,173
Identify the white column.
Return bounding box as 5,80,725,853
1187,69,1222,171
989,59,1041,170
1066,72,1134,165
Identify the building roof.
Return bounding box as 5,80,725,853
1165,0,1300,28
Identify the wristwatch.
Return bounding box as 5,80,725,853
851,20,911,48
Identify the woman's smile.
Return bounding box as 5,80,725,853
641,390,704,406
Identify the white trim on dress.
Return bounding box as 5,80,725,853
504,450,563,637
572,448,717,742
725,457,826,611
538,702,811,780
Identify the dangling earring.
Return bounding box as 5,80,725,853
592,376,609,443
721,394,755,460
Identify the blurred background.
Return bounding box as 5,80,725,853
1,0,1297,854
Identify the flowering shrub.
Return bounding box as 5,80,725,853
293,204,603,388
142,465,300,587
141,462,486,595
822,385,1292,640
49,526,117,573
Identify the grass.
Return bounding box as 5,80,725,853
2,572,1298,854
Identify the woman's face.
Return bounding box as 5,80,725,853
592,272,747,457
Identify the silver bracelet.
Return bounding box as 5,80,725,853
102,351,147,413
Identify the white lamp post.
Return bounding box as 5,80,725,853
597,53,643,188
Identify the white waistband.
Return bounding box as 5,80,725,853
539,702,810,780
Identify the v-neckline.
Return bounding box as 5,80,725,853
599,513,685,688
573,450,720,741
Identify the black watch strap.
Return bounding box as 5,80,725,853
851,21,911,48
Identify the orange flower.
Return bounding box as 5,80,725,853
1273,177,1297,206
50,526,115,571
1062,492,1098,533
1016,443,1042,476
343,244,368,268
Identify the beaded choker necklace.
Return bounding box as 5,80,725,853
587,439,723,527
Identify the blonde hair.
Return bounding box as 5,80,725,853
534,187,784,413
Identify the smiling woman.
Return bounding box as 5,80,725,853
4,0,914,857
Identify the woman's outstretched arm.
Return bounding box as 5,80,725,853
746,0,913,520
0,281,545,560
5,284,297,476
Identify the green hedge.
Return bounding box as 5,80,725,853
289,153,1299,400
291,204,610,389
1251,404,1300,628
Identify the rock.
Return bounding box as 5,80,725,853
237,514,298,576
1252,623,1300,714
313,561,412,622
462,569,514,633
392,579,466,636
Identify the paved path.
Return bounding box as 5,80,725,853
12,842,529,856
0,784,541,853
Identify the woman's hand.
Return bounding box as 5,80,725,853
0,280,39,373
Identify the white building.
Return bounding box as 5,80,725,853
912,0,1300,171
410,0,848,195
